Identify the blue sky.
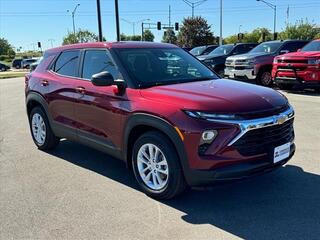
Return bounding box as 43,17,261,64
0,0,319,51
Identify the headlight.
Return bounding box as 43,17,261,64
245,59,255,65
184,110,242,120
273,58,278,64
308,59,320,65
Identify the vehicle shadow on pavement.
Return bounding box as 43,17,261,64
49,140,320,240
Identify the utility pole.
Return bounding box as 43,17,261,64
115,0,120,41
182,0,207,18
169,5,171,27
219,0,222,45
96,0,103,41
67,4,80,36
48,39,55,48
256,0,276,39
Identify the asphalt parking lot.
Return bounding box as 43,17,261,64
0,77,319,240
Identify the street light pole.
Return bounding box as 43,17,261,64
67,4,80,36
121,18,150,37
96,0,103,41
256,0,276,38
182,0,208,18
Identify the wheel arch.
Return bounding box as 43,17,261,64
123,113,189,173
26,92,53,124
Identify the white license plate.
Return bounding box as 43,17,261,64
273,142,290,163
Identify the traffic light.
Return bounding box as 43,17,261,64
37,42,42,49
157,22,161,30
175,22,179,31
237,33,244,41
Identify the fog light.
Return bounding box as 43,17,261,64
201,130,218,143
311,73,317,79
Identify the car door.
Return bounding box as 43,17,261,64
73,49,127,151
46,50,80,137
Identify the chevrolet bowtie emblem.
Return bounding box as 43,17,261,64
276,115,287,125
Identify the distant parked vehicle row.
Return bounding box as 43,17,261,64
197,43,258,76
224,40,309,86
272,39,320,91
11,58,39,69
0,62,10,72
189,45,218,56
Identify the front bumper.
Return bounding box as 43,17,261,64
185,144,295,186
224,67,256,80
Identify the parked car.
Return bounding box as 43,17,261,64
190,45,218,56
225,40,309,86
272,39,320,91
25,42,295,199
22,58,38,69
12,59,23,69
30,57,43,72
197,43,258,76
0,62,10,71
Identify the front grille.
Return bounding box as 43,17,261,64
225,59,234,65
233,118,294,156
237,104,290,120
277,66,307,71
278,59,308,64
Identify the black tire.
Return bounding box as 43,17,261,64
257,67,273,87
277,83,293,90
29,107,59,150
1,67,5,72
132,131,187,199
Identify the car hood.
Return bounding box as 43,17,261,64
227,52,272,60
276,51,320,58
140,79,287,113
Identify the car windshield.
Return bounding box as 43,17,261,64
250,42,282,53
301,41,320,52
114,48,217,88
190,46,206,55
208,45,233,55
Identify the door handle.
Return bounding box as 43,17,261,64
41,79,49,86
75,86,86,94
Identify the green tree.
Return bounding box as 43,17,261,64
177,16,214,47
162,29,177,44
62,29,101,45
224,28,272,44
0,38,15,55
142,30,155,42
279,19,320,40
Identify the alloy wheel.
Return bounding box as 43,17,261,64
137,143,169,190
261,71,272,86
31,113,46,145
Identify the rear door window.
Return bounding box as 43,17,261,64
53,50,80,77
282,42,308,52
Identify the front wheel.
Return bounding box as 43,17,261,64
132,131,187,199
258,69,273,87
29,107,59,150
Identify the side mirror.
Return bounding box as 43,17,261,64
91,71,127,95
91,71,114,86
297,48,301,52
279,50,289,55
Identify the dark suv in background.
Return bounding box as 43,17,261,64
197,43,258,76
25,42,295,199
225,40,309,86
190,45,218,56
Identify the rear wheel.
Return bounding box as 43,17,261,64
132,131,187,199
29,107,59,150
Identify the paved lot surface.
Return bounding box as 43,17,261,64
1,77,320,240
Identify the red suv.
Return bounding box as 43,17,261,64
25,42,295,199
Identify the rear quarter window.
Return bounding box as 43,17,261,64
53,50,80,77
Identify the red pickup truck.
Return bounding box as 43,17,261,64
272,39,320,90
